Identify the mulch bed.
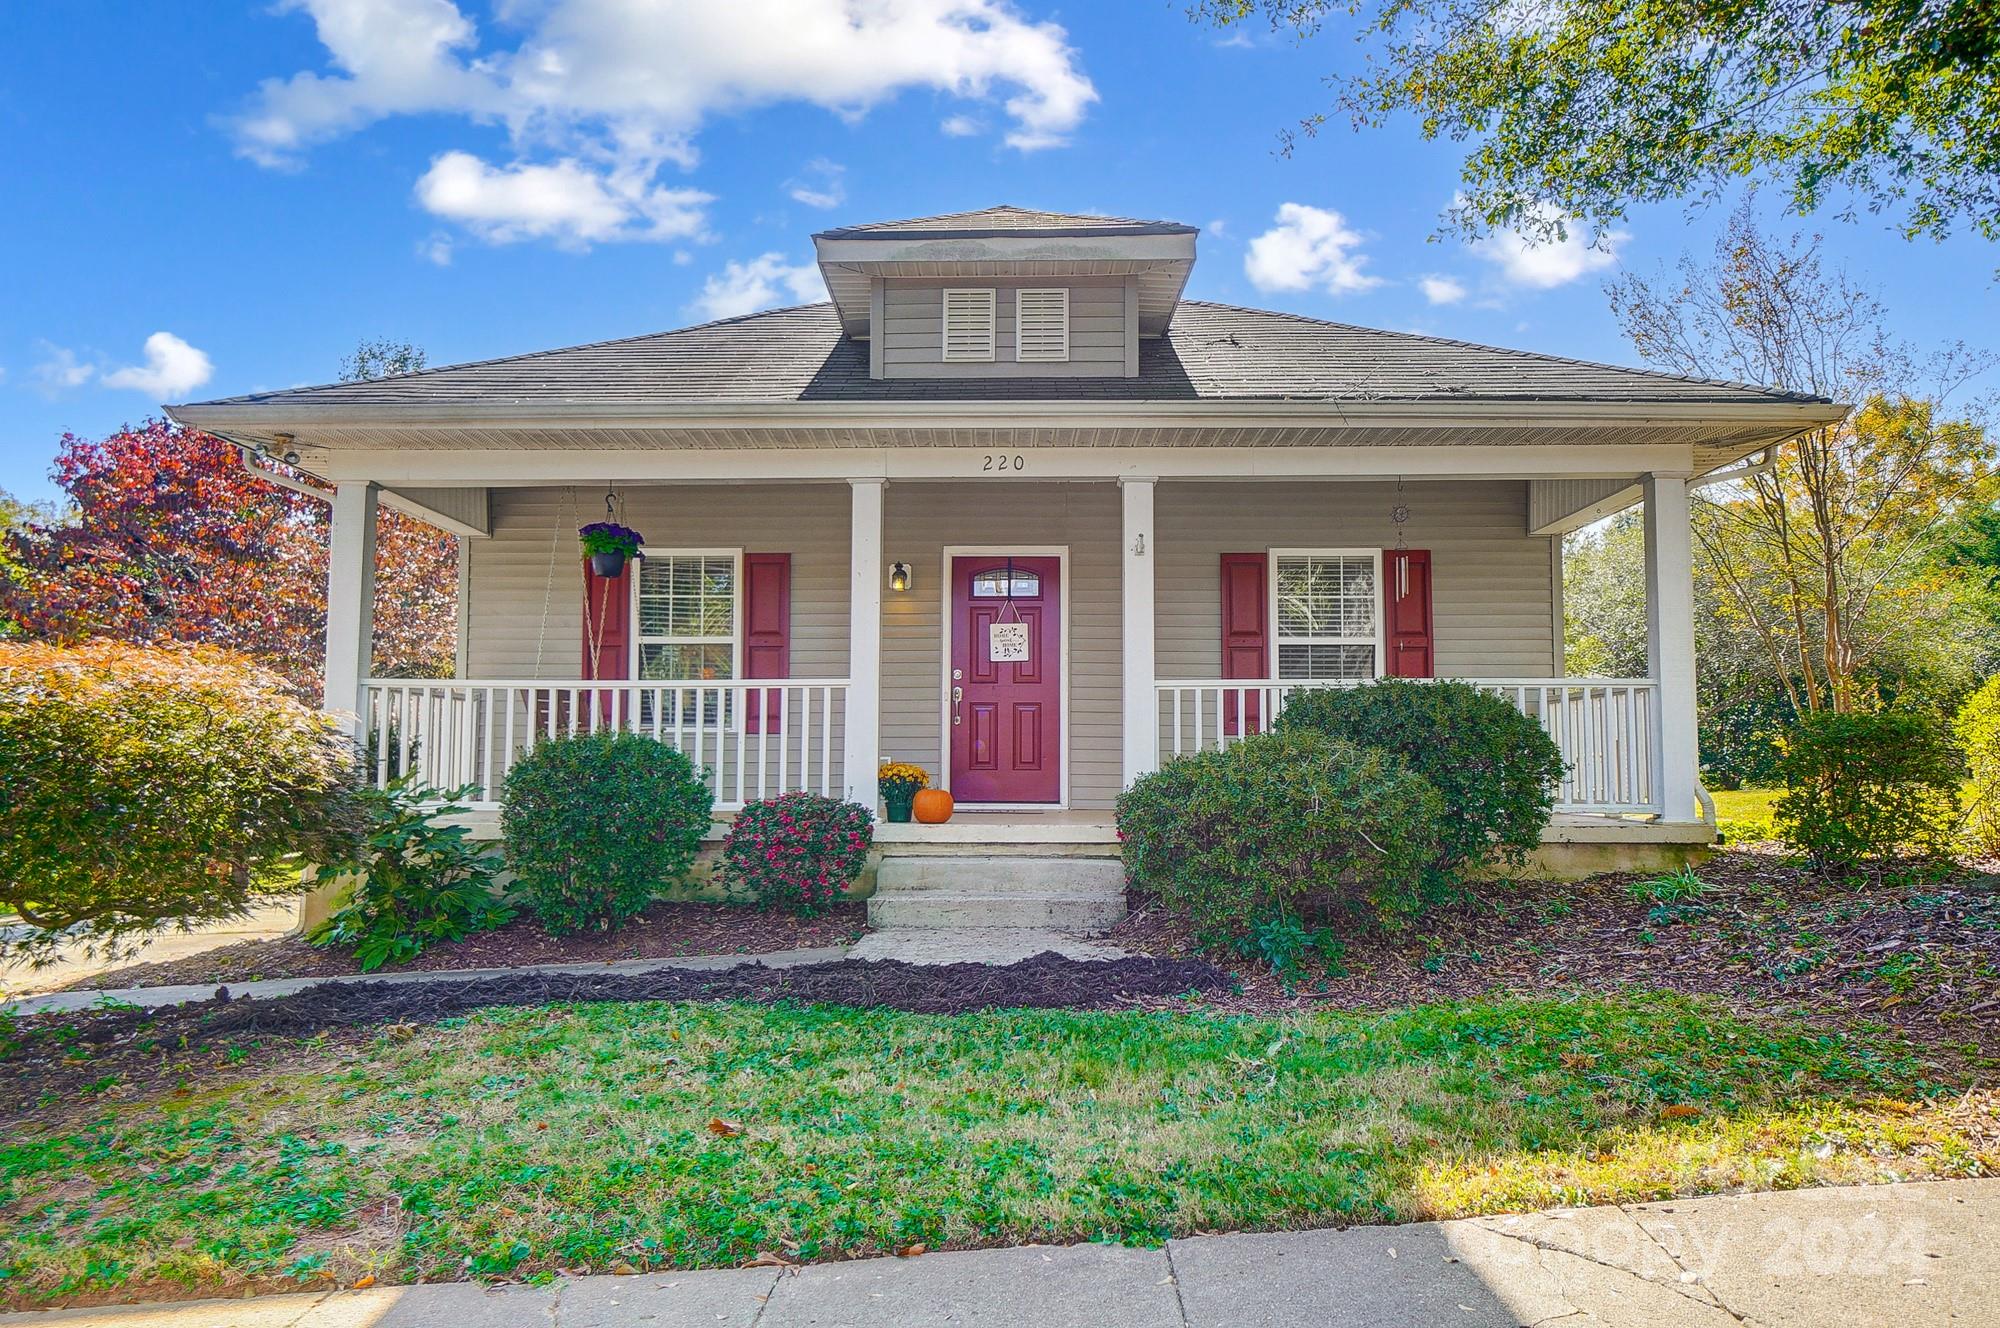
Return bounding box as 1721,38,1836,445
1111,849,2000,1062
65,901,870,991
1,953,1233,1116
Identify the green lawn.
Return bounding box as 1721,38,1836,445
1710,785,1781,841
1,994,1985,1307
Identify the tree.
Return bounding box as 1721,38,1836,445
340,338,427,383
1607,205,1995,716
0,640,361,959
1196,0,2000,246
1,341,458,695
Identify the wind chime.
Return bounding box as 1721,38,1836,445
1389,476,1413,601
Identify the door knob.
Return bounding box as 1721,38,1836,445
952,685,963,725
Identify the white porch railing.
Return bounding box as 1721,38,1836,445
1153,678,1661,815
361,679,849,810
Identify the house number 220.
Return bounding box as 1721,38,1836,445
981,453,1026,472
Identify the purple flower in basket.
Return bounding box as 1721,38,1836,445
578,521,645,557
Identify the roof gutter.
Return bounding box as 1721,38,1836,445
170,397,1851,435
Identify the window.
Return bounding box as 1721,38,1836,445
635,552,738,682
1015,288,1069,362
942,288,996,362
970,568,1041,597
1273,551,1380,681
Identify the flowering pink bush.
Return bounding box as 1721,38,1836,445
718,792,874,917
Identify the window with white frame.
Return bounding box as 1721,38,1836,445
942,288,996,362
635,552,739,682
1015,288,1069,362
1273,551,1380,681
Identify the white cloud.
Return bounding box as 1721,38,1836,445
102,332,215,399
940,113,981,137
234,0,1097,246
1419,274,1467,305
419,231,454,265
1468,202,1628,288
32,343,94,394
1243,203,1382,296
787,158,846,209
692,253,828,320
414,150,711,246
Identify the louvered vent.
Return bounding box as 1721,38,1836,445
1015,288,1070,362
942,288,996,362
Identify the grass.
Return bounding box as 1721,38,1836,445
1711,785,1781,842
1,993,1989,1308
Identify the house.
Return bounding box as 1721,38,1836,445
168,206,1843,929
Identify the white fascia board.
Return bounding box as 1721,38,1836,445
315,443,1703,486
812,231,1197,268
168,397,1848,436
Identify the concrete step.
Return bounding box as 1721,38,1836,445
867,892,1127,932
874,855,1125,898
848,928,1129,965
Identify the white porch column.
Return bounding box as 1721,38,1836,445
323,480,378,736
1642,472,1700,821
843,478,884,806
1120,476,1158,787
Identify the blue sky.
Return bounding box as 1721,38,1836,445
2,0,1994,504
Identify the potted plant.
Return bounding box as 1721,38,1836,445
878,761,929,823
579,520,644,577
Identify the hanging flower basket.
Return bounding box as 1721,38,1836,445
580,521,644,577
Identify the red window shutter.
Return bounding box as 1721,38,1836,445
1220,553,1269,734
743,553,791,734
1383,549,1434,678
582,557,632,725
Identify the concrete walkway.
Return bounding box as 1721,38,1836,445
0,947,852,1017
0,904,298,1001
3,1179,1992,1326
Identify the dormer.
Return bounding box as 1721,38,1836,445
811,206,1198,380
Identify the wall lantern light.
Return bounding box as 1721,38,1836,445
889,562,912,593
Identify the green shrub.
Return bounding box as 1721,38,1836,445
1773,710,1962,870
308,778,513,971
1274,679,1565,874
501,732,714,934
719,792,873,917
1116,729,1446,948
1955,676,2000,855
0,640,361,959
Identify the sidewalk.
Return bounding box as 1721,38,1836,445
0,904,297,1002
0,947,852,1017
3,1179,1992,1327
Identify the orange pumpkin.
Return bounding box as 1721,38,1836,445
912,788,955,824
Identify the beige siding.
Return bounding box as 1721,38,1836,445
880,278,1129,379
462,478,1559,806
1156,481,1558,680
881,482,1124,808
464,485,851,680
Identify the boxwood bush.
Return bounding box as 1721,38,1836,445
501,732,714,934
1116,729,1445,943
0,640,361,959
1774,710,1961,870
1275,680,1564,874
719,792,873,917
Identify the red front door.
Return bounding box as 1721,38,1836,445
950,555,1061,804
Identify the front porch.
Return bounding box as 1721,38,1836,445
325,465,1711,847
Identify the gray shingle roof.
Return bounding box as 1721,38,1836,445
816,205,1194,239
181,301,1825,410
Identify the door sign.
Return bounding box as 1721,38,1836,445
988,621,1031,663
